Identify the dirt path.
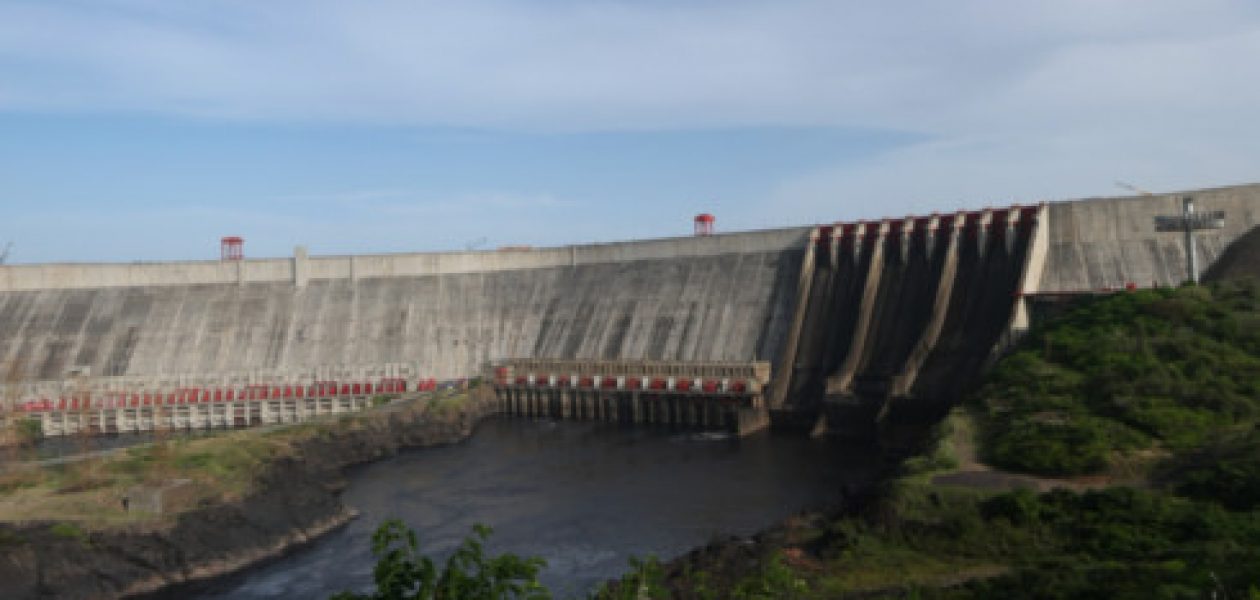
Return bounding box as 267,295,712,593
931,412,1112,493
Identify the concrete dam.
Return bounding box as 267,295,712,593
3,182,1260,435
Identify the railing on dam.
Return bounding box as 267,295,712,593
0,362,439,412
0,362,470,439
489,359,772,435
0,377,465,437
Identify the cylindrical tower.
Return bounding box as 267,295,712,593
221,236,244,260
694,213,715,236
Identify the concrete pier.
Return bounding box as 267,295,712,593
491,359,770,435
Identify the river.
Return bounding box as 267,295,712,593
193,417,885,599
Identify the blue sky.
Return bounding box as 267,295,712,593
2,0,1259,262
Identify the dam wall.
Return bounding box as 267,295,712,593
0,229,808,387
0,228,808,292
4,183,1260,429
1036,183,1260,292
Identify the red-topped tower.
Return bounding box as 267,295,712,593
694,213,715,236
221,236,244,260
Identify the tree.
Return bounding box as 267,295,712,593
333,520,550,600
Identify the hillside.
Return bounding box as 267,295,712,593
621,283,1260,598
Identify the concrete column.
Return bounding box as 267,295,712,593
829,220,890,394
1184,196,1200,284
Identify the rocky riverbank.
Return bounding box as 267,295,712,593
0,392,496,600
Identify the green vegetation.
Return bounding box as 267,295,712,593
763,282,1260,598
332,520,548,600
427,391,470,415
0,391,471,528
371,394,396,408
48,522,87,542
342,522,818,600
590,283,1260,598
1161,428,1260,510
13,418,41,447
976,282,1260,476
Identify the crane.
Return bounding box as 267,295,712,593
1115,181,1156,197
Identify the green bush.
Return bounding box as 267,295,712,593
332,520,549,600
975,282,1260,475
48,522,86,542
985,414,1133,475
960,487,1260,598
1163,429,1260,511
13,418,41,445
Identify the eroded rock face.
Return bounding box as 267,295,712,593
0,397,494,600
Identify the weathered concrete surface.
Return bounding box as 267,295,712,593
1204,225,1260,282
1036,182,1260,292
774,208,1036,423
2,182,1259,399
0,238,806,382
0,228,808,292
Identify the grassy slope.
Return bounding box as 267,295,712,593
0,392,465,529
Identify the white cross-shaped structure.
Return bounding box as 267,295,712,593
1154,196,1225,285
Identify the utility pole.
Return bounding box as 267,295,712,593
1154,196,1225,285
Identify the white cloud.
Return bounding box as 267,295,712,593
1,1,1253,130
1,0,1258,236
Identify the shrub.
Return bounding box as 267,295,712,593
48,522,86,542
975,283,1260,476
1162,429,1260,511
331,520,549,600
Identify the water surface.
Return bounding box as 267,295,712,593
196,418,883,598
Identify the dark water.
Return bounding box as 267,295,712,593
195,418,884,599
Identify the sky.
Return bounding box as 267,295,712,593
1,0,1258,263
